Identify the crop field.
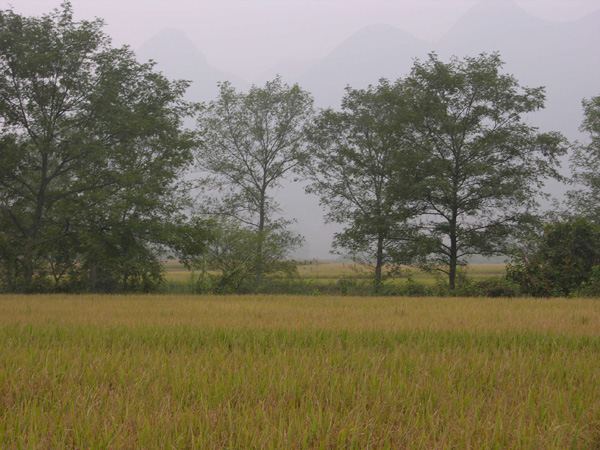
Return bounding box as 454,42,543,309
1,294,600,449
162,260,508,286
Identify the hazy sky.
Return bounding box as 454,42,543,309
9,0,600,82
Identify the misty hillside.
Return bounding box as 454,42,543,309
438,0,600,138
442,0,548,45
253,59,319,86
136,2,599,139
136,28,248,102
294,0,599,139
296,24,430,108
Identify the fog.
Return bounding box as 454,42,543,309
10,0,600,258
11,0,599,82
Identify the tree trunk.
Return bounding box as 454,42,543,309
21,152,49,291
255,187,267,286
6,258,15,290
90,264,97,291
448,157,461,290
22,237,37,290
375,234,384,289
449,242,457,290
448,210,458,290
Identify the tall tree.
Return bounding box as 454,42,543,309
403,53,567,289
568,95,600,221
0,3,198,291
305,81,427,286
195,77,313,282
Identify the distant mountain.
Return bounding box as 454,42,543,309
441,0,547,49
436,0,600,138
136,29,248,102
253,59,318,86
291,0,599,140
134,4,599,136
297,24,429,107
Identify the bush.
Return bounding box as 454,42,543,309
475,277,521,298
574,265,600,297
507,219,600,296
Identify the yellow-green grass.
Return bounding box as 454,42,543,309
162,260,507,285
1,295,599,449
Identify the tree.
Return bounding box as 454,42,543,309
195,77,313,283
187,219,299,294
402,53,567,289
507,219,600,297
568,95,600,221
0,3,198,291
305,81,428,286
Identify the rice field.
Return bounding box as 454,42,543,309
1,294,600,449
163,260,508,285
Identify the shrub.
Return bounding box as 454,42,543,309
475,277,521,298
507,219,600,296
574,265,600,297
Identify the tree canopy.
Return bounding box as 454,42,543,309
507,218,600,297
0,3,198,292
195,77,312,286
402,53,567,288
305,81,427,286
568,95,600,221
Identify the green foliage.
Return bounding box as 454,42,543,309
303,53,566,291
473,277,521,298
568,95,600,220
195,77,313,286
66,226,166,293
402,53,567,289
507,219,600,297
575,265,600,297
167,217,215,271
305,81,429,285
0,3,198,292
187,219,300,294
195,77,313,233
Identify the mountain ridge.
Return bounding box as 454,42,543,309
136,29,248,102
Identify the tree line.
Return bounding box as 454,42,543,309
1,3,598,295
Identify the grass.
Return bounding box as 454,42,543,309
162,260,508,287
1,294,600,448
295,262,506,280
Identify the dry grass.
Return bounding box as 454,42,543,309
1,294,598,333
1,294,600,449
296,262,506,279
162,260,507,285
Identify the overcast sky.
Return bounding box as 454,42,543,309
8,0,600,82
